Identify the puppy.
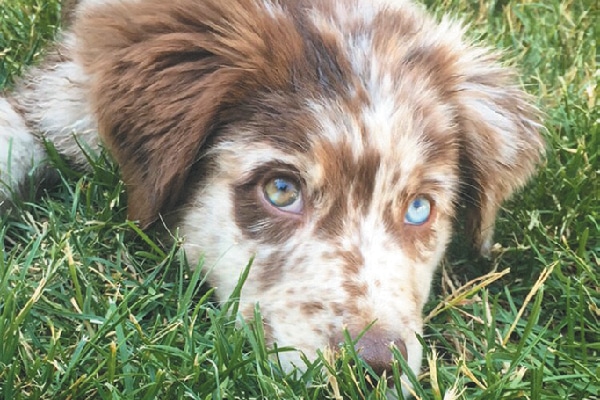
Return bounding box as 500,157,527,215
0,0,544,394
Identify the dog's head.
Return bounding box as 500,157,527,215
75,0,544,388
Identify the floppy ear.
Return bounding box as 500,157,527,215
73,0,301,227
452,49,545,256
74,2,244,227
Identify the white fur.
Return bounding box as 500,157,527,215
0,98,48,208
14,33,100,167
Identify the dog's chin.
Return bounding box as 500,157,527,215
266,336,422,398
271,352,415,398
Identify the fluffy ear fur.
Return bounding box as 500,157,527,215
452,46,545,255
73,0,303,227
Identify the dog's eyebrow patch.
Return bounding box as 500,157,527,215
233,160,303,187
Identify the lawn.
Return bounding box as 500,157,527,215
0,0,598,399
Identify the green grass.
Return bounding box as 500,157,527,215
1,0,598,399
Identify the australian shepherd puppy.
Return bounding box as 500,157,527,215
0,0,544,395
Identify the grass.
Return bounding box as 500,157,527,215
0,0,598,399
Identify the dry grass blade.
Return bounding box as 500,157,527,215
502,261,557,346
425,268,511,323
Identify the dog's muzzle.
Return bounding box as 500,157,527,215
331,328,408,386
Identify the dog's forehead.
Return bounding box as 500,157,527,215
246,0,459,181
302,94,457,191
221,87,459,209
219,91,458,199
214,0,462,204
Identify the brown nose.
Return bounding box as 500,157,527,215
332,329,408,378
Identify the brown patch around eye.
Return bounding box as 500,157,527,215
234,162,304,245
403,202,437,238
384,196,439,261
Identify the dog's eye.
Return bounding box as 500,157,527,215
404,196,431,225
264,177,303,214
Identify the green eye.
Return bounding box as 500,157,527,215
263,177,303,213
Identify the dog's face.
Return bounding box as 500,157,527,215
178,84,459,374
74,0,544,385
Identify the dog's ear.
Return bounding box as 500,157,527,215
74,0,301,227
451,47,545,256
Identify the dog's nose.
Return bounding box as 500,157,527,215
354,330,408,377
332,329,408,378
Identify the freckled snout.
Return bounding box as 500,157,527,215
332,329,408,381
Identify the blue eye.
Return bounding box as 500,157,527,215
404,196,431,225
264,177,303,214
